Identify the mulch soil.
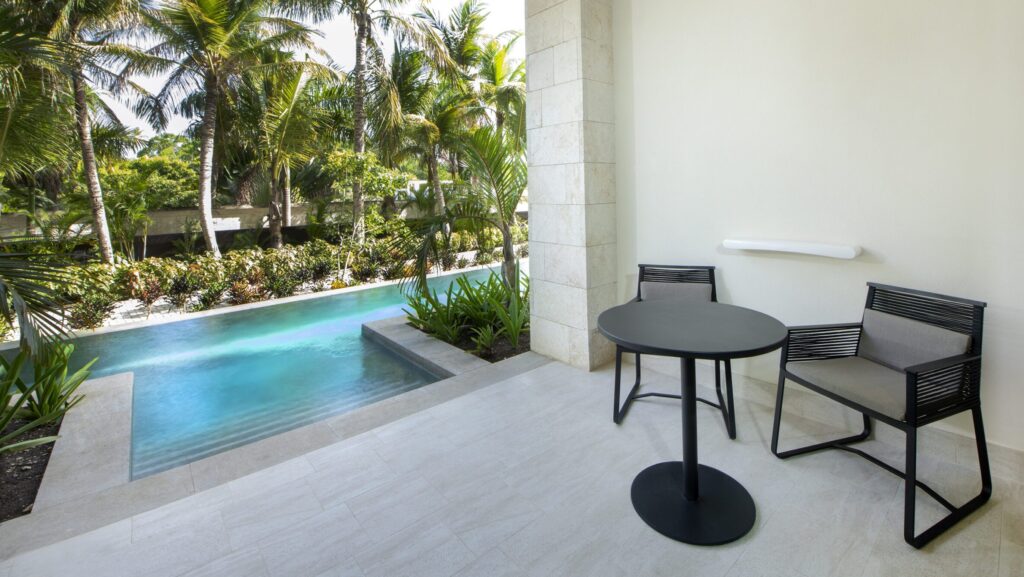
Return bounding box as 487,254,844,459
0,419,61,523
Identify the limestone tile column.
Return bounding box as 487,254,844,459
526,0,617,370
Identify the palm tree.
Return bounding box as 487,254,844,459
336,0,454,242
236,58,334,247
44,0,147,264
130,0,321,258
477,34,525,145
0,8,76,198
404,83,475,219
417,0,486,75
409,126,524,290
457,127,525,287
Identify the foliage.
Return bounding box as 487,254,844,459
17,344,94,421
324,150,411,203
193,256,229,310
0,352,59,455
123,259,165,313
60,263,119,329
100,155,199,210
0,251,76,353
164,260,202,310
259,248,303,298
404,267,529,353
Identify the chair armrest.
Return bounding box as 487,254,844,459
905,354,983,424
784,323,862,363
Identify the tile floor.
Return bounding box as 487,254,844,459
2,361,1020,577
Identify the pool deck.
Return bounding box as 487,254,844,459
0,343,548,560
1,359,1021,576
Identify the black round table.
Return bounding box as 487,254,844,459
597,300,787,545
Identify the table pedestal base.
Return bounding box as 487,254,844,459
631,461,755,545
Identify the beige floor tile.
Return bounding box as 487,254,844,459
220,478,324,549
180,547,268,577
353,515,476,577
257,503,367,577
6,361,1020,577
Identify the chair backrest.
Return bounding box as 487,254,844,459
858,283,986,370
637,264,717,303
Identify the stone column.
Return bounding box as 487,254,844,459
526,0,617,370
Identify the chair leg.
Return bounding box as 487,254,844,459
613,346,623,424
904,406,993,548
771,373,871,459
770,371,787,456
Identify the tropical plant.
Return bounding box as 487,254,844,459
491,266,528,347
165,261,201,310
0,251,75,353
477,34,526,144
17,343,95,421
456,127,526,287
470,323,498,355
403,268,529,356
0,352,60,455
60,263,119,329
130,0,323,257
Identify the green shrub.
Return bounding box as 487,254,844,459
61,264,119,329
192,256,228,311
260,249,303,298
298,239,338,289
456,256,470,269
124,260,166,314
474,249,495,266
517,244,529,258
165,261,202,311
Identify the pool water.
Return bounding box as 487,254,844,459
69,268,494,479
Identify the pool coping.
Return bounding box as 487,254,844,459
0,341,550,561
362,316,492,378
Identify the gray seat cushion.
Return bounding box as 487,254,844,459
639,281,713,302
858,309,971,371
787,356,906,420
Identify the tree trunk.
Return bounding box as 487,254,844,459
429,149,450,236
282,162,292,227
351,17,368,243
73,73,115,263
268,173,283,249
500,223,516,289
198,76,222,258
429,150,445,216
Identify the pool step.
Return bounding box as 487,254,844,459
131,378,428,478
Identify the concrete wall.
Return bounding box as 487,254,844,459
613,0,1024,451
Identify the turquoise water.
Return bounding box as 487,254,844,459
68,269,494,479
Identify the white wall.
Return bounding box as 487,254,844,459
614,0,1024,451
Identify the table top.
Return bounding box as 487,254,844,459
597,300,788,360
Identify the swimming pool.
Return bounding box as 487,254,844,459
68,268,494,479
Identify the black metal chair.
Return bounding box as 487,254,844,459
613,264,737,439
771,282,990,548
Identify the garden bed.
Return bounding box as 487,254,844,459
0,420,60,523
447,330,530,363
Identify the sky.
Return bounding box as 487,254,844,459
109,0,525,137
